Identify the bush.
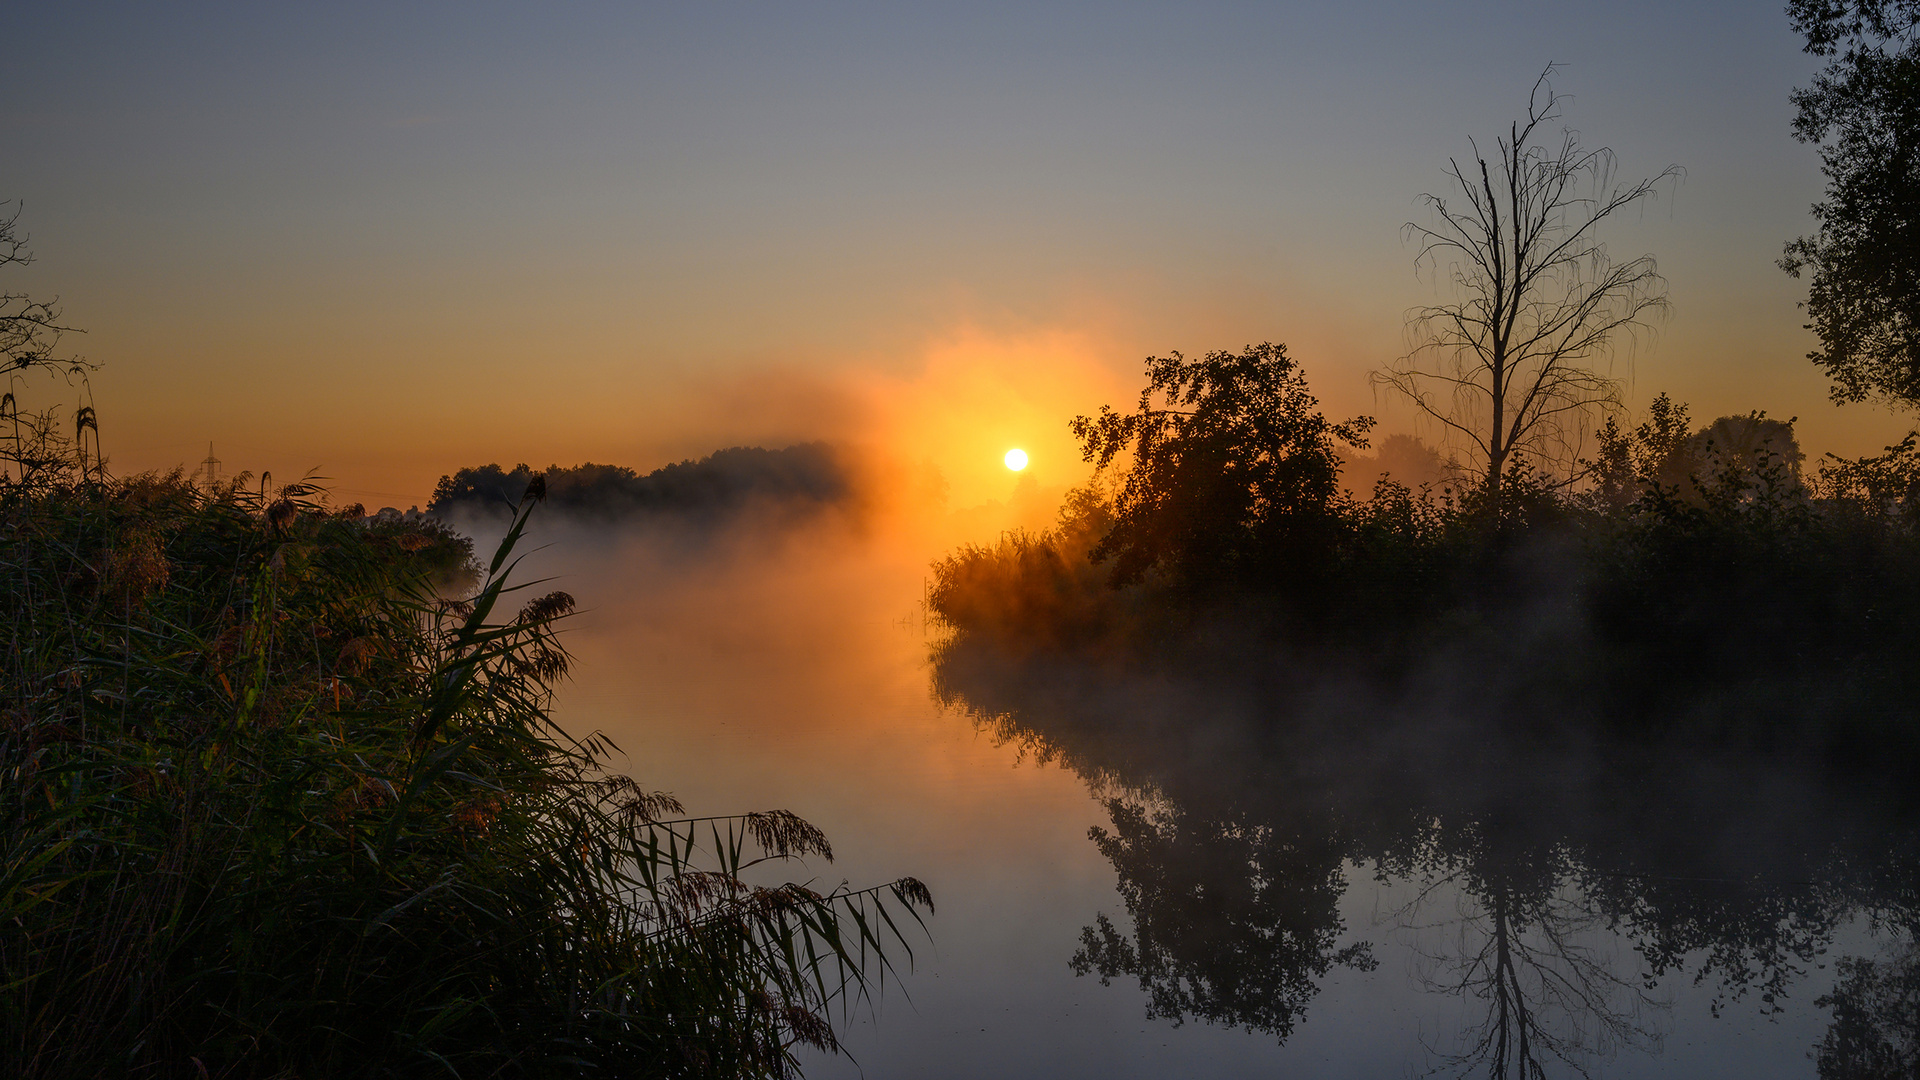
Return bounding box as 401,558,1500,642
931,371,1920,720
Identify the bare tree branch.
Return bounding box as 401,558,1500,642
1375,68,1680,510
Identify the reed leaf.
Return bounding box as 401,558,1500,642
1,461,929,1079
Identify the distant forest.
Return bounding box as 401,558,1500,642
429,442,851,523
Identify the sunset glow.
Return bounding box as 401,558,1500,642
10,5,1920,1076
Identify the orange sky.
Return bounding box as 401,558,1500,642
5,3,1912,512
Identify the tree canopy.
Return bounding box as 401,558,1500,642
1070,342,1372,595
1782,0,1920,406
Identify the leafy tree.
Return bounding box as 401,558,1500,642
1377,69,1678,510
1782,0,1920,406
1070,342,1373,595
1588,396,1807,512
1817,428,1920,508
1587,393,1696,511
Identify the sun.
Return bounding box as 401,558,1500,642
1004,448,1029,471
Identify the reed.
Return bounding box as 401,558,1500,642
0,461,928,1079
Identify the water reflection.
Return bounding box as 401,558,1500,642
1069,799,1376,1042
1818,945,1920,1078
932,637,1920,1076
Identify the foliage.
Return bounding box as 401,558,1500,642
0,461,928,1078
1588,393,1694,504
1377,68,1677,503
1817,429,1920,522
1586,395,1807,513
925,481,1132,656
934,358,1920,713
1816,946,1920,1080
929,535,1920,1071
1782,0,1920,406
1069,342,1373,597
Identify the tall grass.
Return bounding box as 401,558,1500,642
0,465,928,1079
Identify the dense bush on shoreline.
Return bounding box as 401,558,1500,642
1,466,928,1079
929,350,1920,730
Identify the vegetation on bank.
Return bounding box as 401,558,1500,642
927,45,1919,685
1,455,929,1078
0,202,930,1079
930,344,1920,714
928,355,1920,1080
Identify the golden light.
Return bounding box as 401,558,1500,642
1004,448,1029,471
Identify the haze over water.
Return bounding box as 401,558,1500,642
15,3,1920,1073
466,495,1903,1079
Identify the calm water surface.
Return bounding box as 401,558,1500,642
502,513,1912,1079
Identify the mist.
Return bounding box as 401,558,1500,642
398,413,1920,1080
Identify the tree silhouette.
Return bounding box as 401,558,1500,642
1781,0,1920,407
1071,342,1372,595
1377,69,1678,510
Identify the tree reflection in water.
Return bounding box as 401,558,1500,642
932,637,1920,1076
1068,798,1375,1041
1393,853,1662,1077
1817,943,1920,1078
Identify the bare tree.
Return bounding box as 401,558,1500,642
0,202,80,376
0,201,93,483
1376,69,1679,510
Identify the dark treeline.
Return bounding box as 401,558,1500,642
931,344,1920,735
429,443,852,526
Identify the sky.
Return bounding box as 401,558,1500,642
4,0,1911,510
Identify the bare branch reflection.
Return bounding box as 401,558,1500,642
1392,860,1664,1079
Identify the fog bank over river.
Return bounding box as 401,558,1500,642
441,494,1900,1079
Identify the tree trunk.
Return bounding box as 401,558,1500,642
1487,357,1506,516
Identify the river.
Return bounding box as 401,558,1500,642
484,504,1910,1079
